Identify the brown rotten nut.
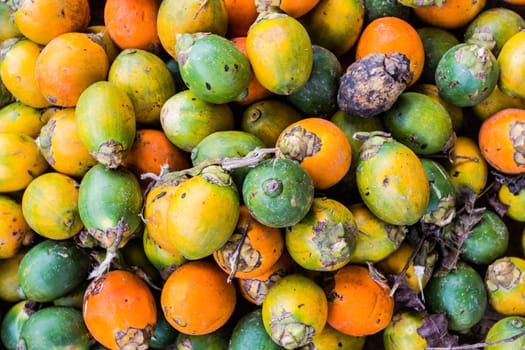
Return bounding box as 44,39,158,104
337,52,413,118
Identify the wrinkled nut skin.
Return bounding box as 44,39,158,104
337,52,413,118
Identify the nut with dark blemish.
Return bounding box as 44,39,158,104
337,52,413,118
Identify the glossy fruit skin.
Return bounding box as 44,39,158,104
413,0,486,29
355,16,425,86
445,136,488,195
285,197,357,271
383,310,428,350
83,270,157,350
108,49,176,125
0,38,50,108
21,172,83,240
498,31,525,99
325,264,394,336
242,158,315,228
276,117,352,190
420,158,456,227
498,183,525,222
464,7,525,56
224,0,259,38
213,205,284,279
17,306,90,350
348,202,406,264
161,260,236,335
160,89,234,152
166,167,240,260
262,273,328,349
0,132,49,193
0,195,31,259
0,300,34,350
13,0,90,45
246,12,313,95
356,134,429,226
461,210,509,266
286,45,343,118
35,32,109,107
176,33,252,104
479,108,525,174
382,92,454,155
0,102,45,138
78,164,143,250
18,239,90,302
230,308,284,350
122,129,190,186
485,256,525,316
104,0,160,51
191,130,266,188
417,27,460,84
156,0,228,60
299,0,365,57
435,43,499,107
230,36,273,106
241,99,303,148
410,83,464,133
485,316,525,350
424,264,487,332
37,108,97,177
75,81,136,169
143,173,187,255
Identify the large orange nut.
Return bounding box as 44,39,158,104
276,117,352,190
35,32,109,107
82,270,157,350
479,108,525,174
161,260,237,335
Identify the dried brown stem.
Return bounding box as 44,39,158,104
390,233,428,296
193,0,209,20
227,221,251,283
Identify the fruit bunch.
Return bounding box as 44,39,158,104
1,0,525,349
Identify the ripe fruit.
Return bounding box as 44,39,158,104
325,264,394,336
83,270,157,349
262,273,328,349
161,261,236,335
